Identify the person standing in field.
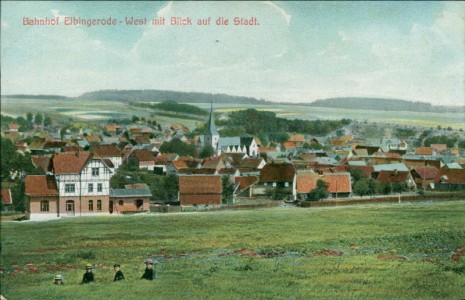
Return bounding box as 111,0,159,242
140,259,156,280
54,274,64,285
113,264,125,281
81,264,95,284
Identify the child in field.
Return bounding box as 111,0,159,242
113,264,125,281
54,274,64,285
140,259,156,280
81,264,95,284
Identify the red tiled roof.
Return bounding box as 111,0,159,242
125,183,149,189
235,176,259,193
25,175,58,196
85,134,102,143
92,144,122,157
202,157,224,169
259,163,295,183
239,158,264,169
322,173,352,193
282,141,296,149
376,171,410,183
412,167,438,180
289,135,305,142
134,135,151,145
179,175,222,194
130,149,156,162
435,169,465,184
373,152,402,159
63,146,84,152
415,147,434,155
295,172,320,194
52,151,93,174
1,189,13,205
104,124,120,132
31,155,51,172
179,194,221,205
332,139,345,147
259,147,278,153
431,144,447,151
171,160,189,169
102,158,115,168
8,123,20,129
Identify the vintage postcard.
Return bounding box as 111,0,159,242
1,1,464,299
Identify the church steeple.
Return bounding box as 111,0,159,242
204,101,219,150
206,101,218,135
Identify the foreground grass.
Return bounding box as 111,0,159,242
1,201,465,299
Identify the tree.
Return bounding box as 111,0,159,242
200,145,214,158
163,174,179,202
222,177,234,204
44,116,52,127
132,115,140,123
34,113,43,125
349,168,366,184
307,179,329,201
157,124,162,131
27,112,33,123
353,179,370,197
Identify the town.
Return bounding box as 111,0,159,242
1,99,464,221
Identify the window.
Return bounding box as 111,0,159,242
92,168,99,176
40,200,49,212
97,183,102,192
118,200,124,206
88,183,93,193
88,200,94,211
97,200,102,211
65,184,75,193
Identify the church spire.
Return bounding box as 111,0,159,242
206,100,218,135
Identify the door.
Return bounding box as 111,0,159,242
109,201,114,214
66,200,75,215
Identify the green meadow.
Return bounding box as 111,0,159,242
1,201,465,299
2,98,464,130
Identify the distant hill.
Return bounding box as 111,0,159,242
79,89,271,105
308,97,465,113
2,94,69,100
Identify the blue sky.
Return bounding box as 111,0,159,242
1,1,464,106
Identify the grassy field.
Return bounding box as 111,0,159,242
1,201,465,299
2,98,464,130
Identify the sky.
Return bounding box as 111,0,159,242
1,1,464,106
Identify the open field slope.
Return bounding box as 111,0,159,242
1,201,465,299
2,98,464,129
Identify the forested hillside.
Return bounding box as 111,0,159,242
79,89,269,104
309,97,464,113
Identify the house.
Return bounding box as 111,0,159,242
178,175,222,206
282,141,297,152
259,163,295,187
289,134,305,147
31,155,52,173
25,151,113,220
8,123,20,132
1,189,13,211
415,147,435,156
201,157,225,171
128,149,156,170
154,153,179,175
411,167,438,189
239,157,266,170
217,137,259,157
166,160,189,175
104,124,121,136
25,175,59,219
85,134,102,145
109,187,151,214
92,144,123,170
403,156,443,169
235,176,259,198
375,170,416,189
434,169,465,191
295,170,321,200
322,172,352,198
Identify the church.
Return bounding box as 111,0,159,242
203,103,259,157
